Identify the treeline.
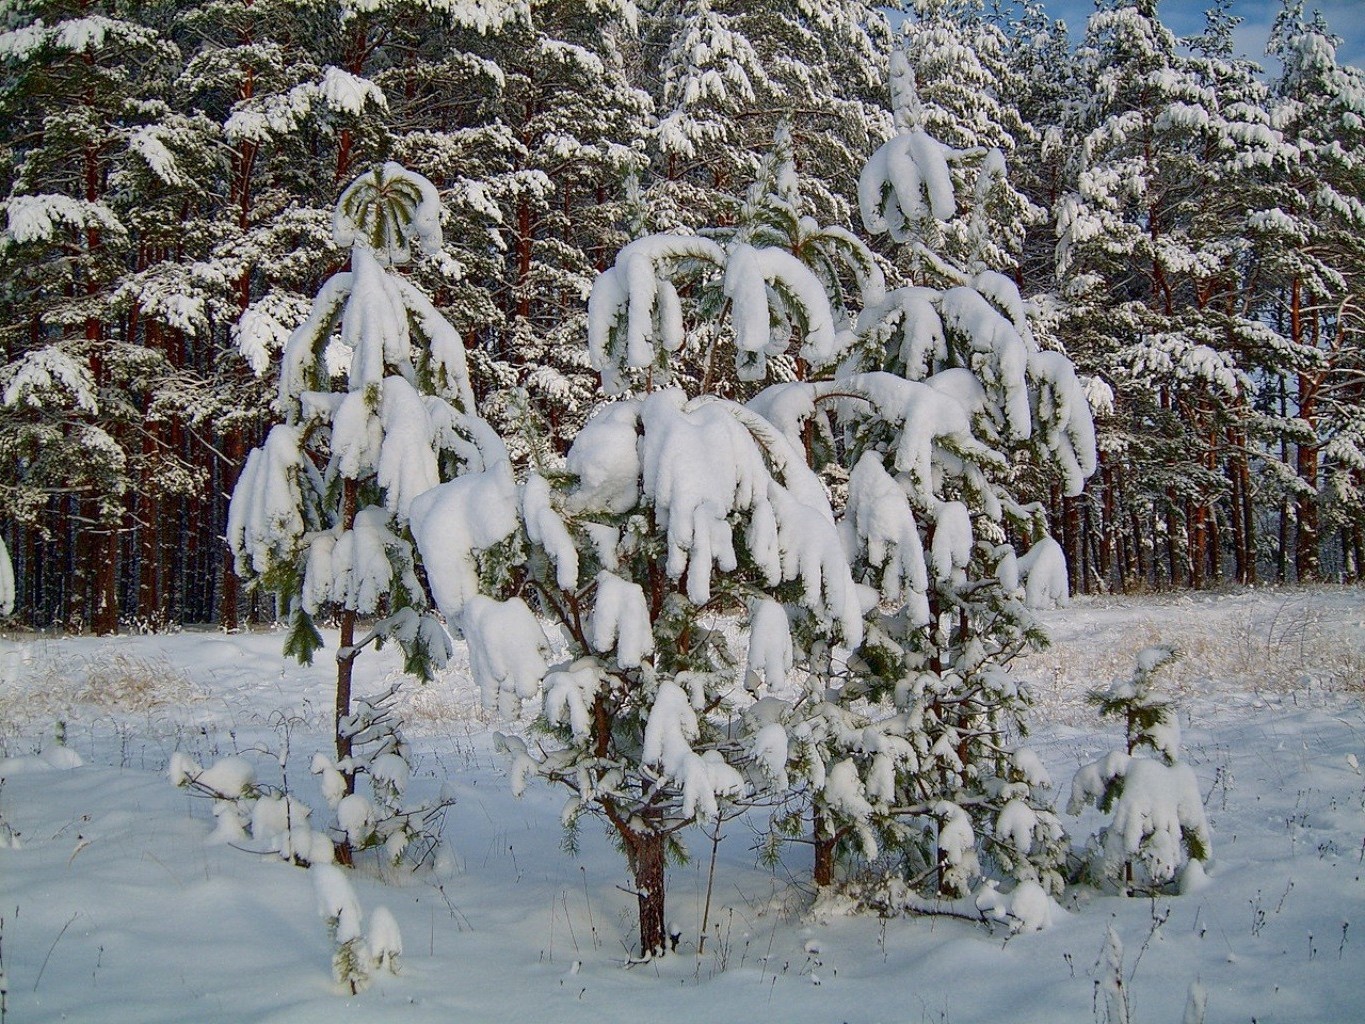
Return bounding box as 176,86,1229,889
0,0,1361,633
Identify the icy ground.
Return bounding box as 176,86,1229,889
1,587,1362,1023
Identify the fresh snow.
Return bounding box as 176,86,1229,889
1,587,1363,1022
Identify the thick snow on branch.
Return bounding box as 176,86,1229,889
523,473,579,591
330,507,401,615
856,286,947,381
724,242,839,378
226,425,305,576
128,126,184,186
0,15,162,59
394,277,476,414
1018,536,1069,609
859,129,958,241
330,391,381,480
631,392,861,643
642,680,745,822
843,453,930,621
938,286,1032,441
587,234,724,393
1027,351,1098,497
377,376,441,523
544,660,605,739
461,595,550,716
319,67,387,117
278,275,352,411
410,460,519,619
589,571,653,669
930,501,973,583
840,372,980,508
342,247,412,390
226,68,385,147
565,401,643,514
746,598,793,689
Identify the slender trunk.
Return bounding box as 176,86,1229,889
813,806,835,888
336,476,359,799
1064,493,1082,595
516,199,532,321
92,528,119,635
1099,457,1116,590
1240,450,1256,585
1165,488,1181,588
221,427,246,631
1291,280,1320,582
1190,496,1206,590
623,827,667,957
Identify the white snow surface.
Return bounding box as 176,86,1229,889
1,587,1363,1022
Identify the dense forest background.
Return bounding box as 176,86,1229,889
1,0,1361,634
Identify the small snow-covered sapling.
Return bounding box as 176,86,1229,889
1068,646,1213,893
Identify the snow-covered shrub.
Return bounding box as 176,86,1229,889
1067,646,1213,893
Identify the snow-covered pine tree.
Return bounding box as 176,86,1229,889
1068,645,1213,893
1052,0,1287,590
413,386,864,957
0,2,205,633
1266,3,1365,582
472,0,653,452
739,43,1099,901
226,163,475,855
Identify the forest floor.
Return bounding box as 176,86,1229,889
1,586,1363,1023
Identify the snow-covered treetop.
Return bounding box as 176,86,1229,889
655,0,770,161
588,127,889,394
333,162,444,267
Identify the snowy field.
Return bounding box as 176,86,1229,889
1,587,1362,1024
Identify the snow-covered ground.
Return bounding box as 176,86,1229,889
1,586,1362,1023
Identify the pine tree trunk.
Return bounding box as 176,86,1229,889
220,426,247,631
1291,281,1320,583
1165,489,1181,588
1295,370,1320,583
336,477,360,804
92,526,119,635
812,807,835,888
624,827,667,957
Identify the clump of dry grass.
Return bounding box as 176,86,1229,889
1021,595,1365,725
74,652,209,711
